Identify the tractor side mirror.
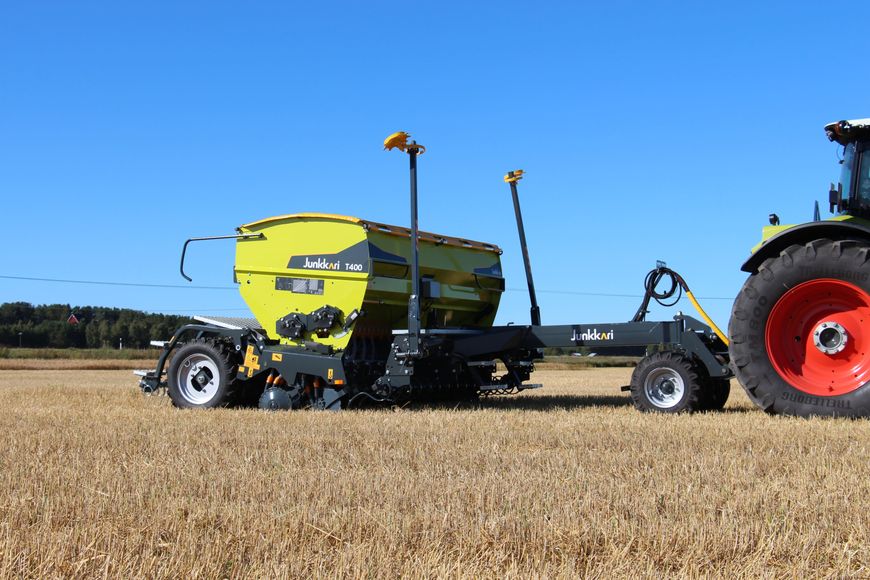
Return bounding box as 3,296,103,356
829,183,841,213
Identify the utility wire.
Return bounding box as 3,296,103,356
154,307,251,313
505,287,733,300
0,274,734,300
0,274,235,290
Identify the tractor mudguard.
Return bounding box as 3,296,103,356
741,220,870,273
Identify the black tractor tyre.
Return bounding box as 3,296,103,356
167,339,239,409
700,378,731,412
629,351,705,413
729,239,870,417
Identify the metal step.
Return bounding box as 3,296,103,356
479,382,543,392
467,360,497,368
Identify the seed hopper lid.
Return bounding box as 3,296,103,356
239,212,502,254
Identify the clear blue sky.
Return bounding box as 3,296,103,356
2,2,868,329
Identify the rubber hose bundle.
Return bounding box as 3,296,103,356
631,266,687,322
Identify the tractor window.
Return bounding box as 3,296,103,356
838,143,855,210
858,150,870,209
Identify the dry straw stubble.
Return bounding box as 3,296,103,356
0,367,868,578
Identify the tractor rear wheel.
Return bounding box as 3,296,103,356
167,339,239,409
729,239,870,417
629,351,704,413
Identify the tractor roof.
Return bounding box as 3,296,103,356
825,118,870,145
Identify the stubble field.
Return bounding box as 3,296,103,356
1,364,869,578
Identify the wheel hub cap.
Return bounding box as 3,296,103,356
644,368,685,409
766,279,870,396
176,354,220,404
813,321,848,355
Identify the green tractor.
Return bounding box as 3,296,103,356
730,118,870,417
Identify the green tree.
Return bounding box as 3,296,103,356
0,303,191,348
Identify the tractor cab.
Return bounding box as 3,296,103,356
825,118,870,217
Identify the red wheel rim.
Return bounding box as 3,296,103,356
766,279,870,396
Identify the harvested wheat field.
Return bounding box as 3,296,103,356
1,366,869,578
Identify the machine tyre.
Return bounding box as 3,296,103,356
700,378,730,411
629,351,704,413
167,339,239,409
729,239,870,417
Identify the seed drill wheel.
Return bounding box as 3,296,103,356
167,339,239,409
730,239,870,417
699,378,731,412
629,351,705,413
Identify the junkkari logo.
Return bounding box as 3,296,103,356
572,328,615,341
303,257,340,270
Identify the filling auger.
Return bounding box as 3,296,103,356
137,131,732,413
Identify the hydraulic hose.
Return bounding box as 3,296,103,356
631,265,730,346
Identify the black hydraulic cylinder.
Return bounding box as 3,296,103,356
507,173,542,326
407,145,422,355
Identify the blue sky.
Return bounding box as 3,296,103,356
1,2,868,329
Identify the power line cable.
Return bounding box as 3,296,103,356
0,274,235,290
0,274,734,300
505,287,733,300
152,307,251,313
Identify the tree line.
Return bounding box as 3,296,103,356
0,302,192,349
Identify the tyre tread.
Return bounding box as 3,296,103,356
629,351,704,414
167,338,240,409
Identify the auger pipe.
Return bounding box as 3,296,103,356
505,170,541,326
407,144,422,355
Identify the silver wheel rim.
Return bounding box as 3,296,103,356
644,367,685,409
175,353,221,405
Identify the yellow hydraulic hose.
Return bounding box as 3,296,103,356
633,264,730,347
685,290,730,347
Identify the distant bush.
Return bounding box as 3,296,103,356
0,348,158,360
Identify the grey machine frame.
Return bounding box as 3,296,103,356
139,152,731,407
